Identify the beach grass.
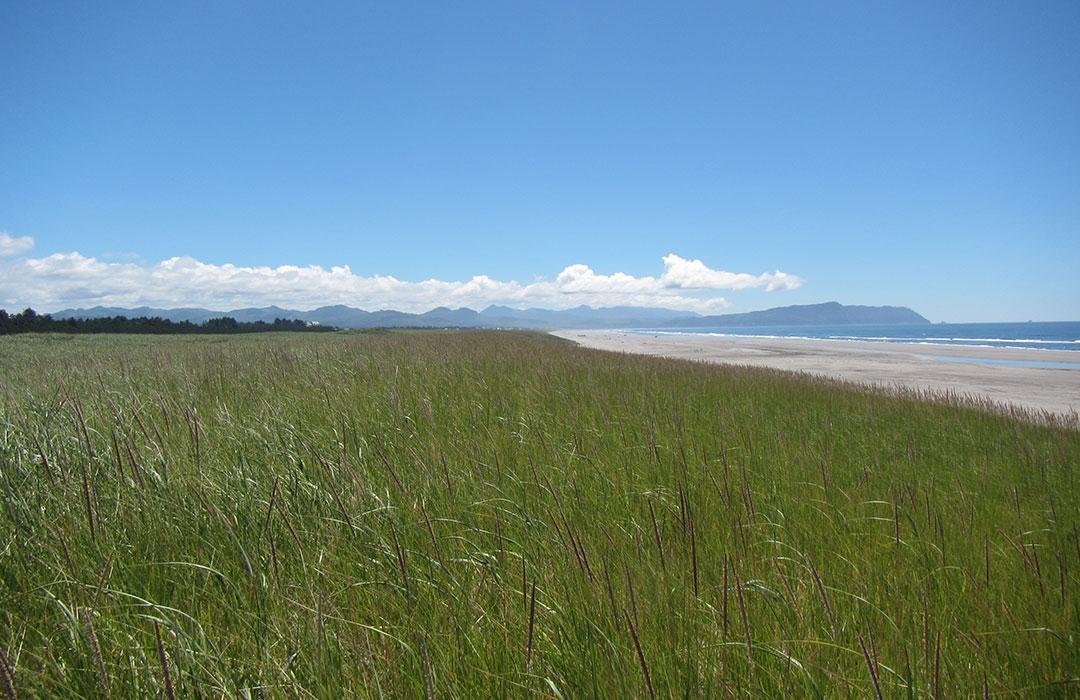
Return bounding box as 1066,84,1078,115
0,330,1076,697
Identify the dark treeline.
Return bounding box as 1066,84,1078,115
0,308,336,335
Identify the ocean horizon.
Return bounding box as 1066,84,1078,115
630,321,1080,353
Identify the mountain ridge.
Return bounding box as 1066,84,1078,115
50,302,930,329
661,301,930,328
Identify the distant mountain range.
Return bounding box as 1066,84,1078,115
52,301,930,329
660,301,929,328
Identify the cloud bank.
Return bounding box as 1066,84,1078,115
0,232,35,257
0,249,802,313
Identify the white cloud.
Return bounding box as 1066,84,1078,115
659,254,803,291
0,251,802,313
0,232,34,257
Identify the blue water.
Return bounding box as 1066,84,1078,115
632,321,1080,353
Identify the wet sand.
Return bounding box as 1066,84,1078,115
551,330,1080,421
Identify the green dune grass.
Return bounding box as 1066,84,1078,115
0,331,1076,697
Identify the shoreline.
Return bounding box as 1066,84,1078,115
551,329,1080,421
637,330,1079,356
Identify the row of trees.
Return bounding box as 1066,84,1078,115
0,308,336,335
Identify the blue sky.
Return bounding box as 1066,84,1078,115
1,2,1078,321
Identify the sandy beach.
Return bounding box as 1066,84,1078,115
552,330,1080,420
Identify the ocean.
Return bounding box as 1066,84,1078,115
631,321,1080,353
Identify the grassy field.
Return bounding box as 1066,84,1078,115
0,331,1076,698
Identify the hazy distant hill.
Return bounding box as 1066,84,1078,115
52,301,928,329
53,304,696,329
664,301,930,327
